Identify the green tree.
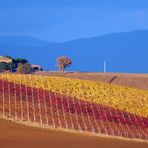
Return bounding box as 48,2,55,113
7,62,15,72
15,58,28,64
13,58,28,69
0,62,9,72
57,56,72,73
17,63,31,74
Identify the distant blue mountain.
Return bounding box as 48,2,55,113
0,30,148,73
0,35,52,46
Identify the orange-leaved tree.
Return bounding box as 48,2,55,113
57,56,72,73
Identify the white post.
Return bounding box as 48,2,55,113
31,86,36,123
40,76,48,126
104,61,106,73
7,75,11,118
20,83,24,121
61,93,68,129
54,93,61,128
23,74,30,123
2,74,5,118
13,75,18,120
49,92,55,128
72,97,81,132
66,95,74,130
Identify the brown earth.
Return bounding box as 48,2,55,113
0,118,148,148
36,72,148,90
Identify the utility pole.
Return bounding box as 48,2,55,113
104,61,106,73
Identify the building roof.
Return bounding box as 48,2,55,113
31,64,42,69
0,56,12,63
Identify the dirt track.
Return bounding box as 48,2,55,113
36,72,148,90
0,119,147,148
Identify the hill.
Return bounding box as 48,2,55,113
0,30,148,72
36,72,148,90
0,74,148,140
0,35,52,47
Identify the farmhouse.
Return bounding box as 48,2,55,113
0,56,12,63
31,64,43,72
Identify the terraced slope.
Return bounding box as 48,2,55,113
0,74,148,140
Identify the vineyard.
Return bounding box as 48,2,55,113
0,74,148,141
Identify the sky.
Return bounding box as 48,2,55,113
0,0,148,42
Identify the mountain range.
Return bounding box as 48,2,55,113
0,30,148,73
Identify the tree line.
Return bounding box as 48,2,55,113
0,56,72,74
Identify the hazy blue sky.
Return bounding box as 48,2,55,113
0,0,148,42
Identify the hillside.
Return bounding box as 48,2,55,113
37,72,148,90
0,30,148,72
0,35,52,46
0,74,148,142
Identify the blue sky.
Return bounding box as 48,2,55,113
0,0,148,42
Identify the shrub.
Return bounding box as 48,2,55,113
17,63,31,74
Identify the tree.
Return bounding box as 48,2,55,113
7,62,15,72
15,58,28,64
13,58,28,69
0,62,9,72
57,56,72,73
17,63,31,74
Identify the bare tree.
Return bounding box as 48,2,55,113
17,63,31,74
57,56,72,73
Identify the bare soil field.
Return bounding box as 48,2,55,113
36,72,148,90
0,119,147,148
